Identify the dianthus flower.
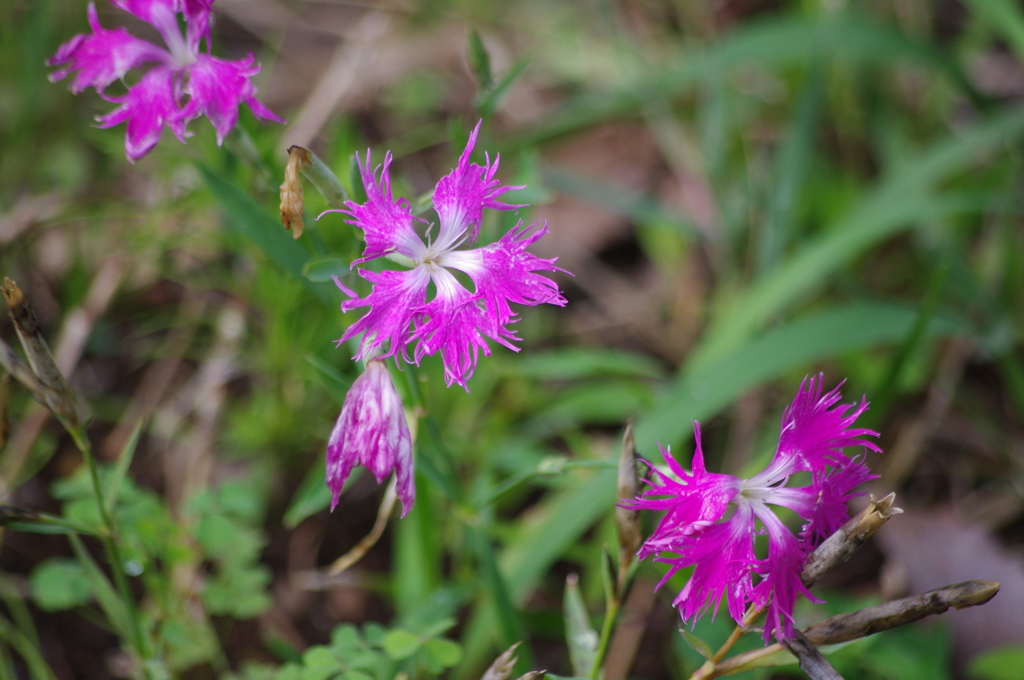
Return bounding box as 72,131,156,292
322,122,568,389
327,360,414,516
629,376,880,642
48,0,283,162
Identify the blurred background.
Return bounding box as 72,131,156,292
2,0,1024,678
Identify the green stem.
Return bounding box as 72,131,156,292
70,427,147,659
589,597,620,679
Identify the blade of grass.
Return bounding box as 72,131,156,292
198,165,334,305
636,301,972,453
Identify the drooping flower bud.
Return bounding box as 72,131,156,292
326,360,414,516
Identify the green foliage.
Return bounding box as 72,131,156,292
968,645,1024,680
29,558,92,612
272,622,463,680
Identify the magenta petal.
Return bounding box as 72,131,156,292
431,121,525,247
442,221,568,330
410,269,517,389
661,503,756,625
48,2,168,94
758,374,880,482
338,267,430,363
96,65,185,162
182,0,214,50
326,360,414,516
181,54,284,145
330,151,426,265
751,510,821,642
630,425,741,561
110,0,178,27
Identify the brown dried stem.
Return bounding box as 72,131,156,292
2,278,80,428
710,581,999,678
801,493,902,588
781,630,845,680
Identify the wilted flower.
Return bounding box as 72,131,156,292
322,122,567,389
327,360,414,516
629,375,879,642
48,0,283,162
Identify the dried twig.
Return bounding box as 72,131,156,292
782,630,845,680
712,581,1000,678
801,493,902,588
2,278,79,428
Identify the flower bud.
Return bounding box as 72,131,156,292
326,360,414,516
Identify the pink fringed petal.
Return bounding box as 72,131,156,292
48,3,168,94
96,65,185,162
660,503,756,625
180,54,284,145
431,121,525,247
756,374,880,482
335,268,430,363
328,151,426,266
751,511,821,642
410,269,517,390
442,221,567,329
628,424,741,559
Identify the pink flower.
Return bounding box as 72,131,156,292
629,375,879,642
322,122,568,390
48,0,283,162
327,360,414,517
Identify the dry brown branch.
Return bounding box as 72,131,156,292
781,630,844,680
712,581,1000,678
2,278,79,428
801,493,902,588
0,260,125,493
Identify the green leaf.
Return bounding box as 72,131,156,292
563,576,597,677
283,461,356,529
329,625,361,651
693,106,1024,367
198,165,333,305
68,534,131,639
468,30,492,90
104,420,144,517
963,0,1024,62
680,630,713,662
423,639,463,669
636,302,972,452
382,630,422,660
303,258,350,283
967,645,1024,680
477,60,528,117
29,559,92,611
500,348,664,380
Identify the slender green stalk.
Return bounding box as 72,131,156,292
589,597,620,679
69,426,147,659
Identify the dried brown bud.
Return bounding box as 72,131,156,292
615,420,642,593
480,642,521,680
2,279,80,428
280,146,311,239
